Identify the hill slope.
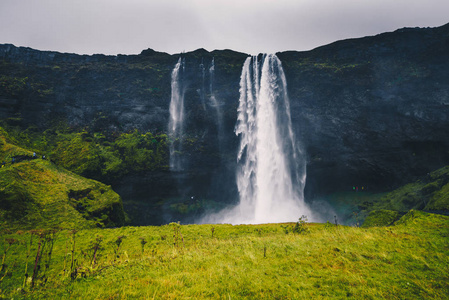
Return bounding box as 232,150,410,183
360,165,449,227
0,128,125,230
375,166,449,212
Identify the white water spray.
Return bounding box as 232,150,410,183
168,58,186,171
203,54,312,224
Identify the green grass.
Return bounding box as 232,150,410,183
315,165,449,227
0,210,448,299
369,166,449,213
361,209,401,228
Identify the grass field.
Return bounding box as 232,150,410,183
1,210,448,299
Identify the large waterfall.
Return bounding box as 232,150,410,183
168,58,185,171
203,54,312,224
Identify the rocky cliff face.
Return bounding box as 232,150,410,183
1,24,448,224
279,24,449,196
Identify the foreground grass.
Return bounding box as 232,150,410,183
1,210,448,299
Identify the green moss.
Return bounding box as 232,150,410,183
0,75,28,97
362,209,401,227
427,183,449,210
393,209,449,230
316,166,449,227
371,166,449,213
0,125,169,183
429,165,449,179
0,131,125,230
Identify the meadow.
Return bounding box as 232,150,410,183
1,210,448,299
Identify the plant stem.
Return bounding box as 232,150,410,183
23,233,33,288
31,237,42,287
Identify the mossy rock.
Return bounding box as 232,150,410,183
426,182,449,211
0,125,169,184
0,132,125,230
394,209,449,228
372,165,449,213
0,159,125,230
361,209,401,227
394,209,420,226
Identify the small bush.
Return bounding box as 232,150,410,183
292,215,309,234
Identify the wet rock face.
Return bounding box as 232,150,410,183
1,24,449,216
279,24,449,195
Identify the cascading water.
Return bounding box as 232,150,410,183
168,57,186,171
199,59,207,111
202,54,312,224
208,58,224,148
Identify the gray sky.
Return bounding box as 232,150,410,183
0,0,448,55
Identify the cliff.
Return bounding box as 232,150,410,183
278,23,449,195
1,23,448,224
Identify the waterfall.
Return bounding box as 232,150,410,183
209,58,216,100
168,57,186,171
209,58,224,149
199,59,206,110
203,54,311,224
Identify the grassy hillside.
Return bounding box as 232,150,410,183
376,166,449,212
360,166,449,227
313,165,449,227
0,127,125,230
0,210,447,299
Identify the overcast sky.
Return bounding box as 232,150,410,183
0,0,448,56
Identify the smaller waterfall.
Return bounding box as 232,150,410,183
168,57,186,171
199,59,207,110
208,58,220,107
209,58,224,149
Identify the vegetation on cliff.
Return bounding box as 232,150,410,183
1,123,169,184
375,166,449,212
360,165,449,227
0,127,125,230
2,122,448,228
309,164,449,227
